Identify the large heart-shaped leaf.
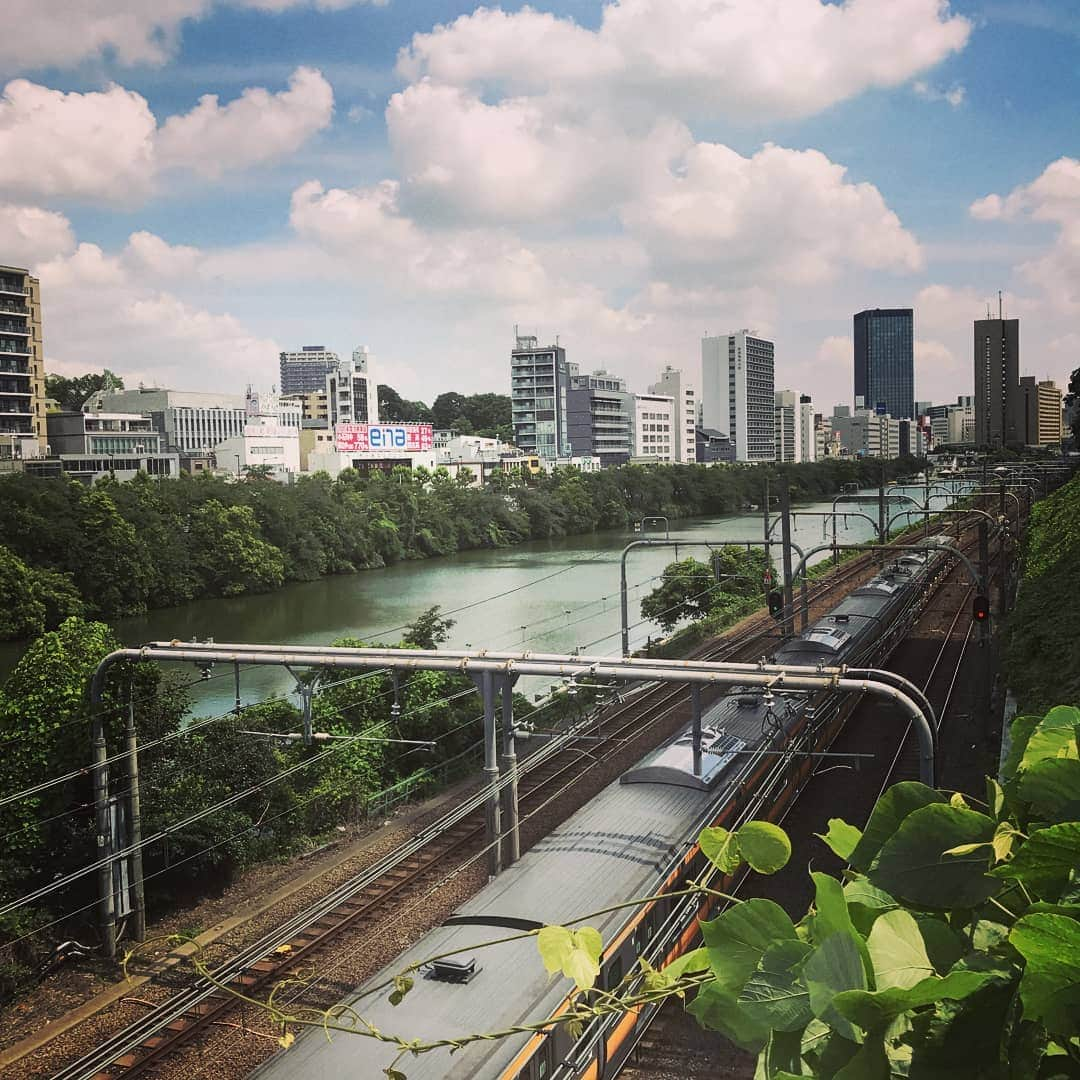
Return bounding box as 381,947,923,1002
738,939,813,1032
832,970,995,1031
867,909,934,990
700,898,798,995
868,804,998,909
1009,913,1080,1034
736,820,792,874
848,782,946,872
687,983,769,1052
1017,758,1080,822
804,932,867,1042
536,924,603,989
992,822,1080,901
1020,705,1080,769
843,877,898,936
1001,714,1041,781
700,825,742,874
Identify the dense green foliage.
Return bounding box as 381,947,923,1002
640,548,769,632
0,457,919,640
1004,471,1080,713
0,607,492,997
377,384,513,441
1066,366,1079,448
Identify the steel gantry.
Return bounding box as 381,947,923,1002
87,643,938,959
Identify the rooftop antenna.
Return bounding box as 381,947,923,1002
999,289,1003,321
555,333,560,347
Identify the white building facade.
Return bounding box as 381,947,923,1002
648,366,697,464
799,395,816,462
214,388,301,477
632,393,676,462
327,346,380,428
774,390,799,462
701,331,775,462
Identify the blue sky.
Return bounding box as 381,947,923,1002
1,0,1078,410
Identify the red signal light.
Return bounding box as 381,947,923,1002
972,595,990,622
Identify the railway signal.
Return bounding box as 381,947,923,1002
767,589,784,619
972,594,990,622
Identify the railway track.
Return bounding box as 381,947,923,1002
33,519,970,1080
618,508,1011,1080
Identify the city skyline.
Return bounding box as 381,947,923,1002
0,2,1078,411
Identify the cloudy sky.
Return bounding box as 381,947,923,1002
1,1,1078,411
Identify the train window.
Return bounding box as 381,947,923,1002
606,955,624,991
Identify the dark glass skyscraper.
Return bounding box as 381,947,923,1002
853,308,914,420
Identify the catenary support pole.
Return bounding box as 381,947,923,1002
125,699,146,942
780,483,795,637
92,708,116,959
480,670,501,878
499,675,519,866
691,685,703,778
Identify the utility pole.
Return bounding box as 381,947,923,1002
691,685,703,778
877,466,887,546
779,483,794,637
499,676,519,866
479,671,501,879
978,520,990,643
126,699,146,942
92,711,116,959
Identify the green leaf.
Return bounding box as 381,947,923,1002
663,946,710,980
1010,913,1080,1034
564,946,601,990
848,781,946,872
915,916,965,973
834,1038,890,1080
1001,713,1041,781
1018,758,1080,822
1021,705,1080,769
987,777,1006,819
843,877,898,937
817,818,862,861
833,970,996,1031
868,804,999,909
388,974,414,1006
736,820,792,874
687,983,769,1052
738,939,813,1032
700,898,798,995
811,872,858,944
867,909,934,990
804,931,867,1042
536,925,603,989
572,926,602,963
700,825,743,874
537,925,573,974
993,822,1080,900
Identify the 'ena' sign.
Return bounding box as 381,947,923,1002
335,423,434,453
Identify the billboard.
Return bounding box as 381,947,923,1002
335,423,434,453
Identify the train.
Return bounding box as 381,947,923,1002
253,538,956,1080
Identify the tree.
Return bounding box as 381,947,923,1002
402,605,455,649
189,500,286,596
1066,365,1080,447
640,558,718,631
378,385,433,424
431,392,470,430
44,369,124,412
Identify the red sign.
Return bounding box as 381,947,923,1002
335,423,434,453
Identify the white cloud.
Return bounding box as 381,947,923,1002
399,0,971,122
0,203,77,265
970,158,1080,313
912,80,966,106
0,80,157,203
387,80,689,224
0,1,384,73
36,239,279,388
0,69,333,204
622,142,923,284
157,66,334,177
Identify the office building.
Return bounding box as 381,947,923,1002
282,390,328,423
43,411,179,483
799,395,815,463
214,388,301,478
83,387,301,453
853,308,914,420
0,264,47,455
632,393,676,462
927,396,975,448
695,428,736,464
701,331,775,462
510,334,574,460
974,313,1020,447
279,346,340,395
327,346,379,428
648,366,697,464
567,370,632,467
831,405,901,459
774,390,799,462
1019,377,1063,447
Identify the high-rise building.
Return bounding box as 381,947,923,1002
510,334,573,460
0,264,47,453
567,370,632,467
1019,377,1063,447
774,390,799,462
799,395,815,463
327,346,379,427
974,313,1020,447
853,308,915,420
927,396,975,448
279,345,340,395
701,331,775,462
648,366,697,464
632,393,675,462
